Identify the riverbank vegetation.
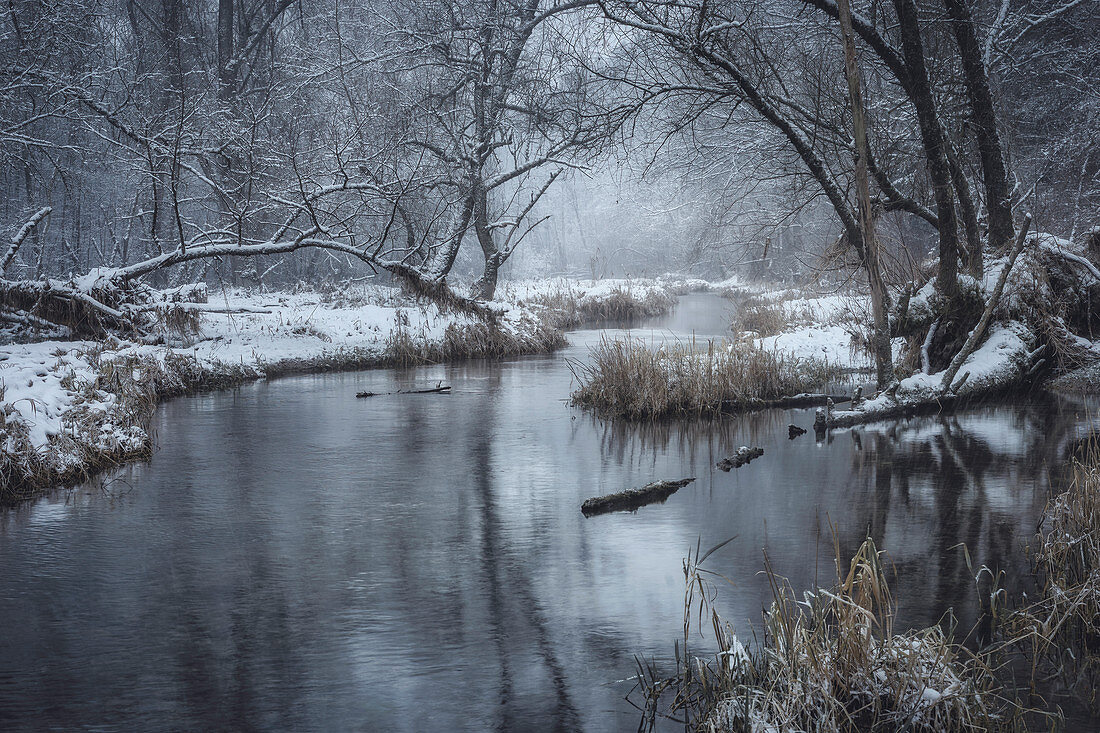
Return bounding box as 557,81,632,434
639,537,1028,732
1006,438,1100,708
570,337,840,419
499,278,681,329
638,438,1100,731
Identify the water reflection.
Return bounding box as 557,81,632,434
1,296,1097,732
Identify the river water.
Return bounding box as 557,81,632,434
1,294,1096,731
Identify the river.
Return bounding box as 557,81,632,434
1,293,1095,731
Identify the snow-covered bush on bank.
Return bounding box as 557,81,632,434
823,231,1100,428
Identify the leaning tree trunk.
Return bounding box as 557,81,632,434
892,0,960,300
837,0,892,388
943,0,1015,255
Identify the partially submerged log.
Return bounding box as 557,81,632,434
718,392,851,413
788,424,807,439
357,382,451,398
581,477,695,517
717,447,764,471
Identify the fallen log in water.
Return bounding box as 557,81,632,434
357,382,452,398
717,447,764,471
581,478,696,517
718,393,851,413
788,424,807,439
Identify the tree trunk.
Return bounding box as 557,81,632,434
943,0,1014,255
892,0,960,300
217,0,234,95
427,187,475,281
838,0,892,388
472,184,501,300
946,143,983,277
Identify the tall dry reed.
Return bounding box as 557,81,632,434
570,337,839,419
637,537,1027,732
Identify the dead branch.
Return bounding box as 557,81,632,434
356,382,452,398
3,207,51,274
941,213,1032,393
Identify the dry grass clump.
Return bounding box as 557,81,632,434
381,315,566,368
639,538,1026,732
730,296,791,338
570,337,839,419
149,302,203,341
1009,438,1100,701
526,285,675,329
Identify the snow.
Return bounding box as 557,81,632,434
758,324,869,370
731,290,879,370
1,276,691,492
1,341,88,449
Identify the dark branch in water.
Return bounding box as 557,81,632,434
357,382,452,398
581,478,696,517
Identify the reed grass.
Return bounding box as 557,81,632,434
1007,436,1100,706
570,337,840,419
526,285,675,329
730,297,791,338
378,316,567,369
637,537,1028,732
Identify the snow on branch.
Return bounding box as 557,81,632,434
3,207,51,274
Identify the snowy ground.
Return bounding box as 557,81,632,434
8,256,1094,497
731,287,881,371
0,278,687,499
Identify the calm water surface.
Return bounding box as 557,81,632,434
1,294,1097,731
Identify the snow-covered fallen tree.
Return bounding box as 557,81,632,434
825,222,1100,429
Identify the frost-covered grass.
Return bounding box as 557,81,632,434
724,286,882,372
1008,438,1100,699
569,336,840,419
498,276,682,328
0,282,568,502
641,538,1026,733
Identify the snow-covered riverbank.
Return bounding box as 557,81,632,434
1,278,689,502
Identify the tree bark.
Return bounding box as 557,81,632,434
892,0,960,299
837,0,893,388
943,0,1014,255
946,143,983,276
471,184,501,300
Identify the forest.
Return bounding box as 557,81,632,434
2,0,1100,731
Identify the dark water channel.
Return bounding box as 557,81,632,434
2,293,1098,731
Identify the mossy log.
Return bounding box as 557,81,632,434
581,477,695,516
